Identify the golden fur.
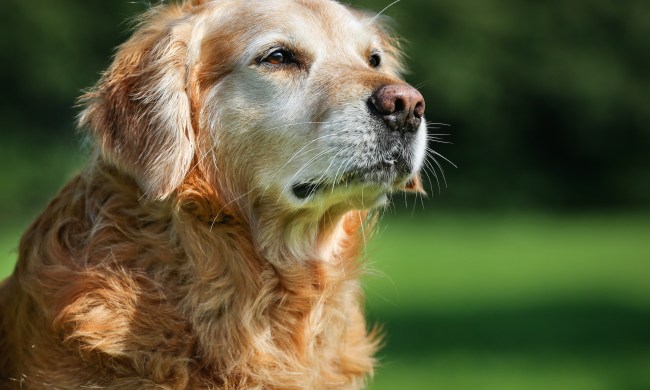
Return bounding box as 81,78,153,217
0,0,426,388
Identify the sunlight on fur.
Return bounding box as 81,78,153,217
0,0,428,388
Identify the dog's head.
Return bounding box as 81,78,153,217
80,0,427,216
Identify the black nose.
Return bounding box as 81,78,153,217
369,84,425,134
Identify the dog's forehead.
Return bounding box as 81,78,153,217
200,0,377,54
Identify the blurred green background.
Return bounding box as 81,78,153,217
1,0,649,389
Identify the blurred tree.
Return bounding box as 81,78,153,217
0,0,648,210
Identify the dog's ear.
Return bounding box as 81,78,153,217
79,7,195,199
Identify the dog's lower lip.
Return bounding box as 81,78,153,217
292,182,322,199
292,163,412,200
292,172,359,199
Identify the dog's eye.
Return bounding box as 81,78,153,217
263,49,293,65
369,53,381,68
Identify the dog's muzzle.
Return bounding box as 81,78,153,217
291,84,426,201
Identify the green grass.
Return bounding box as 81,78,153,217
362,213,650,390
2,188,649,389
369,354,650,390
0,230,21,277
364,213,650,310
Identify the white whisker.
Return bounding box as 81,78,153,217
370,0,401,23
277,147,337,203
431,149,457,168
358,210,367,259
266,121,331,132
412,81,428,90
420,159,439,194
427,137,453,145
428,154,448,188
311,147,347,191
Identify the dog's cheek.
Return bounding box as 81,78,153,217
208,73,310,170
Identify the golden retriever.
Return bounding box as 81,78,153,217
0,0,427,388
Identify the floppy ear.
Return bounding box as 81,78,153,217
79,7,195,199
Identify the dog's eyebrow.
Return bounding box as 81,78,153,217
242,34,297,61
246,36,316,66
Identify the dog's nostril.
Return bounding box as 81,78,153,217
414,101,425,119
394,98,405,114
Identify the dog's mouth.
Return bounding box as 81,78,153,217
291,168,417,200
292,172,361,199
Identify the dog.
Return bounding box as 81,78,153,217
0,0,427,388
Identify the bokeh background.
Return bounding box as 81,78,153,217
1,0,649,388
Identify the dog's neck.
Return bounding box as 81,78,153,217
174,180,369,292
169,168,373,374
